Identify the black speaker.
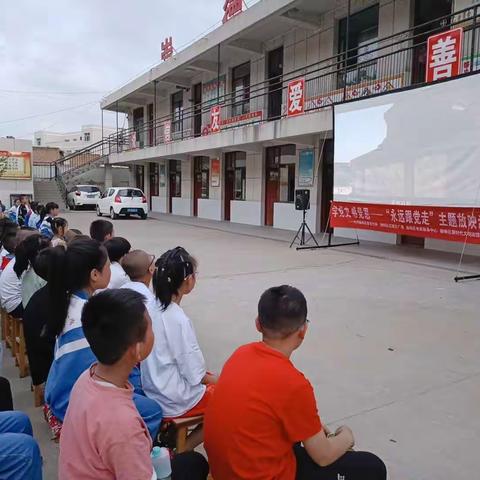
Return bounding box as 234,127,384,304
295,189,310,211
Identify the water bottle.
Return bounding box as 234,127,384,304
151,446,172,479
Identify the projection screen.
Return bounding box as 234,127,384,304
334,74,480,207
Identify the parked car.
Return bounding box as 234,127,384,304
96,187,148,220
67,185,102,210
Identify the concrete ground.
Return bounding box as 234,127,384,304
2,210,480,480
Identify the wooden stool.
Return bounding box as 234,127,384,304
170,415,204,453
14,318,29,378
4,313,15,354
0,308,6,340
33,384,45,408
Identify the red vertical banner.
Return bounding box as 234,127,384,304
426,27,463,82
163,121,171,143
210,106,221,133
211,158,220,187
287,78,305,117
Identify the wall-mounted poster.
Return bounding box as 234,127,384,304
299,149,314,187
0,151,32,179
211,158,220,187
159,164,166,187
203,75,226,106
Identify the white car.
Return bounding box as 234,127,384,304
96,187,148,220
67,185,102,210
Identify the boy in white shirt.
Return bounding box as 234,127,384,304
104,237,131,289
121,250,156,304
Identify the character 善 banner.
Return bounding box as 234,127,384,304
330,201,480,244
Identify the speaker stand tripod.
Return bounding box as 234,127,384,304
290,210,319,248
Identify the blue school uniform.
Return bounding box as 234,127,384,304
45,292,163,438
39,216,53,239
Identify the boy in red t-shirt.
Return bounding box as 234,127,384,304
204,285,387,480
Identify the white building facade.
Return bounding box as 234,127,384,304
34,125,117,155
101,0,478,252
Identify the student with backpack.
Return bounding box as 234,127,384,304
141,246,216,450
44,238,163,440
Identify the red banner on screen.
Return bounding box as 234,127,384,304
330,201,480,244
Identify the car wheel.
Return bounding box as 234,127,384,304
110,208,118,220
141,213,148,220
96,205,102,217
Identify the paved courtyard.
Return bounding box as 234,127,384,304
3,211,480,480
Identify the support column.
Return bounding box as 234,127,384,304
104,164,113,189
128,165,136,187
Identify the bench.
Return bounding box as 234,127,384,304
13,317,29,378
158,415,204,453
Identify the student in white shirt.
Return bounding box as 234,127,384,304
104,237,131,289
49,218,69,248
121,250,156,305
0,229,38,318
141,246,216,451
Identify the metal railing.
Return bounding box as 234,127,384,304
37,5,480,182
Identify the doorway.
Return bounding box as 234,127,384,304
224,152,246,221
149,163,159,210
193,83,202,137
169,160,181,214
267,47,284,120
412,0,453,84
193,157,210,217
264,145,296,226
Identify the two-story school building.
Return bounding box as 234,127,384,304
101,0,477,241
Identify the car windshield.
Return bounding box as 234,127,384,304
78,186,100,193
118,189,143,197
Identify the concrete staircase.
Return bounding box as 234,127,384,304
33,180,67,210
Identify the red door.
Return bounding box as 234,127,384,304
224,156,235,221
265,147,280,226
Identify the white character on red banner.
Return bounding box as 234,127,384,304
210,106,221,133
287,79,305,117
426,28,462,82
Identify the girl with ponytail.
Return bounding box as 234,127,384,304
44,238,162,439
141,247,216,450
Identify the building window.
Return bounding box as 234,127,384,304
232,62,250,117
171,91,183,134
84,132,91,142
65,139,70,142
36,138,41,146
79,136,83,141
225,152,246,200
338,4,379,87
149,162,159,197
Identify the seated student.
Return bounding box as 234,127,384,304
0,229,37,318
104,237,131,288
0,218,18,276
29,203,45,230
59,289,210,480
90,219,114,243
204,285,387,480
49,217,69,248
14,233,50,308
23,249,57,388
7,199,20,223
141,247,216,450
44,238,162,440
0,378,43,480
39,202,60,239
121,249,156,303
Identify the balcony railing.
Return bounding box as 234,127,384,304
106,4,480,155
37,4,480,184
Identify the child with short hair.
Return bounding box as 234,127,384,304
121,250,156,304
104,237,131,288
141,247,216,450
59,289,209,480
204,285,387,480
90,219,114,243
